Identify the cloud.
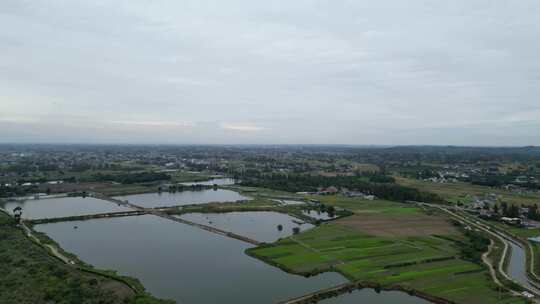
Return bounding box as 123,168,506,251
1,1,540,145
221,123,264,132
111,120,194,128
0,116,37,124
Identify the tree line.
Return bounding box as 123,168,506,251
91,172,171,184
241,174,443,204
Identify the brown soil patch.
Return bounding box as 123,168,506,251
335,213,457,237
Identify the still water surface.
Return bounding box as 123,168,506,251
177,211,312,243
35,215,346,304
1,197,131,219
180,178,236,186
113,189,249,208
318,289,430,304
506,241,539,293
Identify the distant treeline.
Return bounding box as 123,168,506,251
0,185,31,198
468,175,540,189
241,174,443,204
91,172,171,184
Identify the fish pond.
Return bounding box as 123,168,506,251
34,215,345,304
1,196,132,219
113,189,249,208
177,211,312,243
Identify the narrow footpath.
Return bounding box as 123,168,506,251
96,193,262,246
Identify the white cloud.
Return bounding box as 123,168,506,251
221,123,264,132
1,0,540,145
0,116,37,124
111,120,194,128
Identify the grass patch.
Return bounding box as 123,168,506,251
396,177,540,206
248,223,525,304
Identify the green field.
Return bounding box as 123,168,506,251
247,193,526,304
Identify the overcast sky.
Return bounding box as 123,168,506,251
1,1,539,145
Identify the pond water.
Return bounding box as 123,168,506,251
318,289,430,304
180,178,236,186
302,209,338,220
34,215,346,304
177,211,312,243
113,189,249,208
1,197,132,219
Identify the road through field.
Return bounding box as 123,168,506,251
423,203,540,302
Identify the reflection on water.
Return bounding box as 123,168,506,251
113,189,249,208
180,178,236,186
507,241,536,291
318,289,430,304
35,215,346,304
177,211,312,243
1,197,131,219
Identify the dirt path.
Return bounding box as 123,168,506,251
423,204,539,302
21,222,74,264
97,192,262,245
482,238,506,290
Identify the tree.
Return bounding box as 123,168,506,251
13,206,23,223
327,205,336,217
528,204,539,220
501,202,508,216
506,204,520,218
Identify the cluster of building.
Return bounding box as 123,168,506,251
461,194,540,229
297,187,376,200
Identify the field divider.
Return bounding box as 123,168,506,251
95,192,263,246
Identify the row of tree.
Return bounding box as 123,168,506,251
91,172,171,184
241,174,443,204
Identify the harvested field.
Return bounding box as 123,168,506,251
335,213,457,237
